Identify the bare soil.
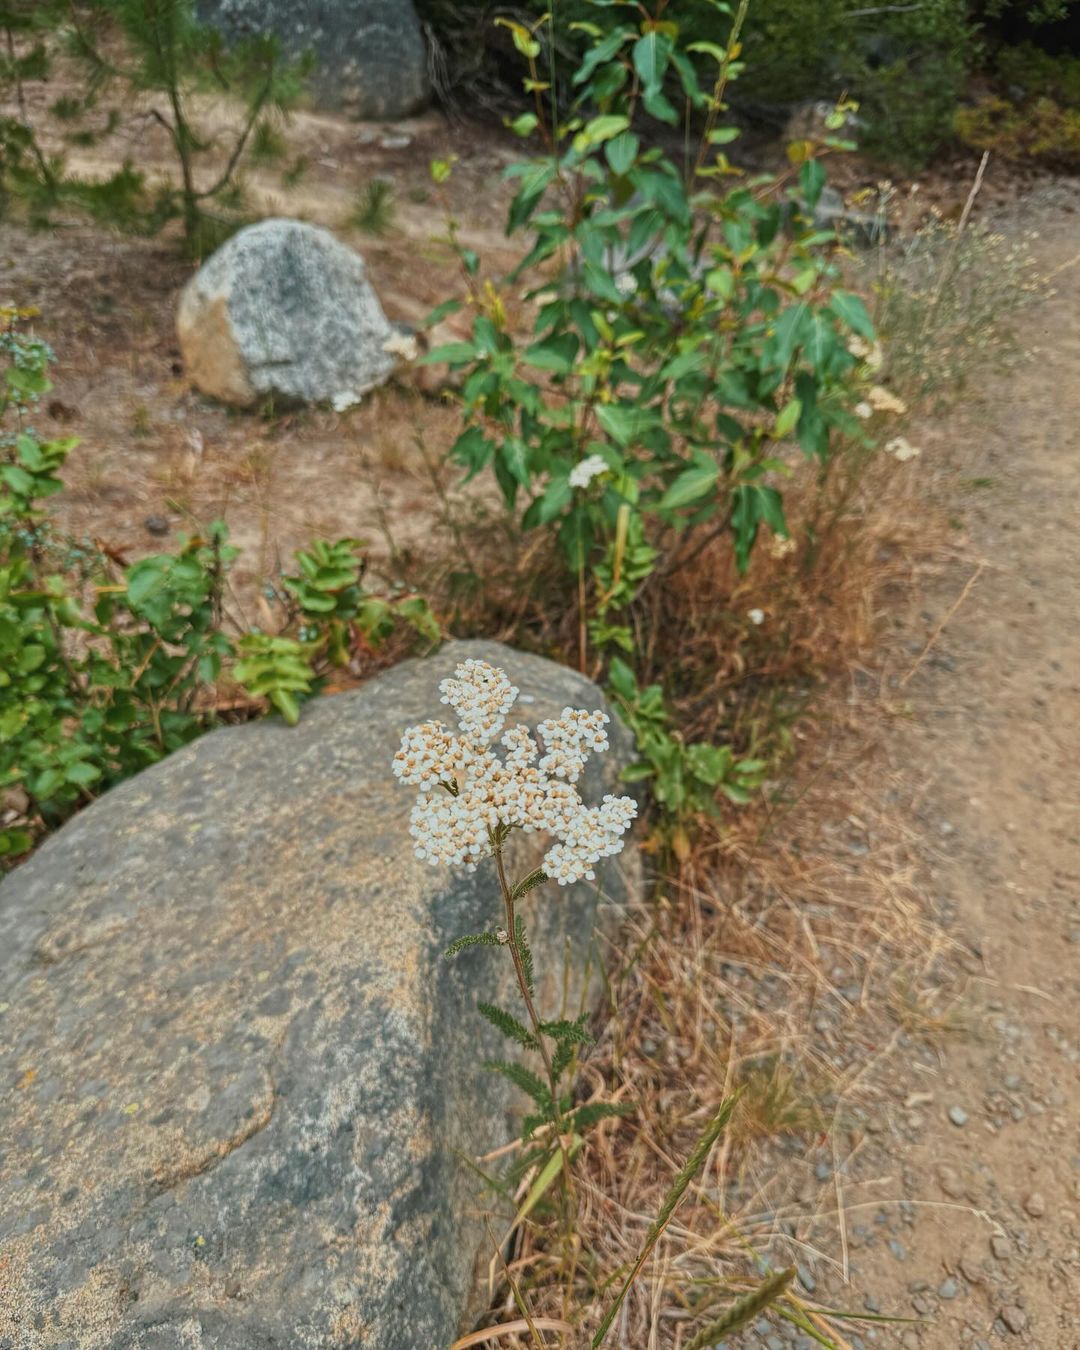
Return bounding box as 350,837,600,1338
716,187,1080,1349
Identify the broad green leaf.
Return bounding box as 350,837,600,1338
830,289,875,340
659,460,719,512
632,30,673,93
605,131,640,177
574,113,630,152
507,112,538,137
775,397,802,437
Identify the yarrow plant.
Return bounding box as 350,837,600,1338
391,662,809,1346
393,658,636,1228
395,658,636,884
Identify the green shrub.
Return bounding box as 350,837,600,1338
425,8,875,840
0,313,438,862
955,92,1080,165
418,0,976,166
955,41,1080,168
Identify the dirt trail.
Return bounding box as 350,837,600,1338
803,191,1080,1349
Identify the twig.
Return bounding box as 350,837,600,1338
920,151,989,339
898,561,985,687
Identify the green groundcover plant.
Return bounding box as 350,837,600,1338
0,310,437,861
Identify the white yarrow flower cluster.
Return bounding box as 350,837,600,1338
393,659,636,884
568,454,609,490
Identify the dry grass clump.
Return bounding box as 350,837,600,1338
466,695,968,1346
445,415,970,1345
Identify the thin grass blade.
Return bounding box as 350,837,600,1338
591,1091,743,1348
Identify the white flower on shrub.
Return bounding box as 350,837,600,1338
867,384,907,415
848,335,884,371
885,436,921,462
568,454,609,490
855,401,873,420
748,608,765,626
393,659,636,884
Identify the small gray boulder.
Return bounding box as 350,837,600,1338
197,0,429,120
177,219,403,408
0,642,638,1349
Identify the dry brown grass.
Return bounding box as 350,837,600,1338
446,425,973,1347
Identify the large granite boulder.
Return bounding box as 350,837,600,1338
177,219,404,408
198,0,428,120
0,642,638,1349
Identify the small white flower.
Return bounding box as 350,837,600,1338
885,436,920,462
770,536,797,560
848,336,884,371
855,401,873,420
382,329,419,361
748,608,765,626
568,454,609,490
867,384,906,415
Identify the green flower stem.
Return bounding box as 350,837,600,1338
493,841,578,1216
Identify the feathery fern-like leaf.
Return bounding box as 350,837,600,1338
478,1001,537,1049
572,1100,634,1131
484,1059,553,1111
514,914,535,995
511,867,548,900
551,1037,577,1083
540,1015,593,1045
444,931,502,958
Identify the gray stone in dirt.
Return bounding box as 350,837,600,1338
938,1278,960,1300
197,0,428,119
889,1238,907,1261
1000,1305,1028,1334
991,1234,1012,1260
177,219,406,408
797,1263,816,1292
0,641,639,1349
948,1104,969,1127
1023,1190,1046,1217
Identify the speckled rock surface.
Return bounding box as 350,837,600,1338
0,642,638,1349
197,0,428,120
177,219,399,407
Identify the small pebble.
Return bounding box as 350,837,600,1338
144,515,170,536
815,1162,831,1182
797,1263,816,1293
863,1294,880,1314
1000,1305,1027,1334
939,1166,965,1198
1023,1191,1045,1217
948,1105,969,1127
991,1234,1012,1260
959,1255,982,1284
937,1278,959,1300
889,1239,907,1261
